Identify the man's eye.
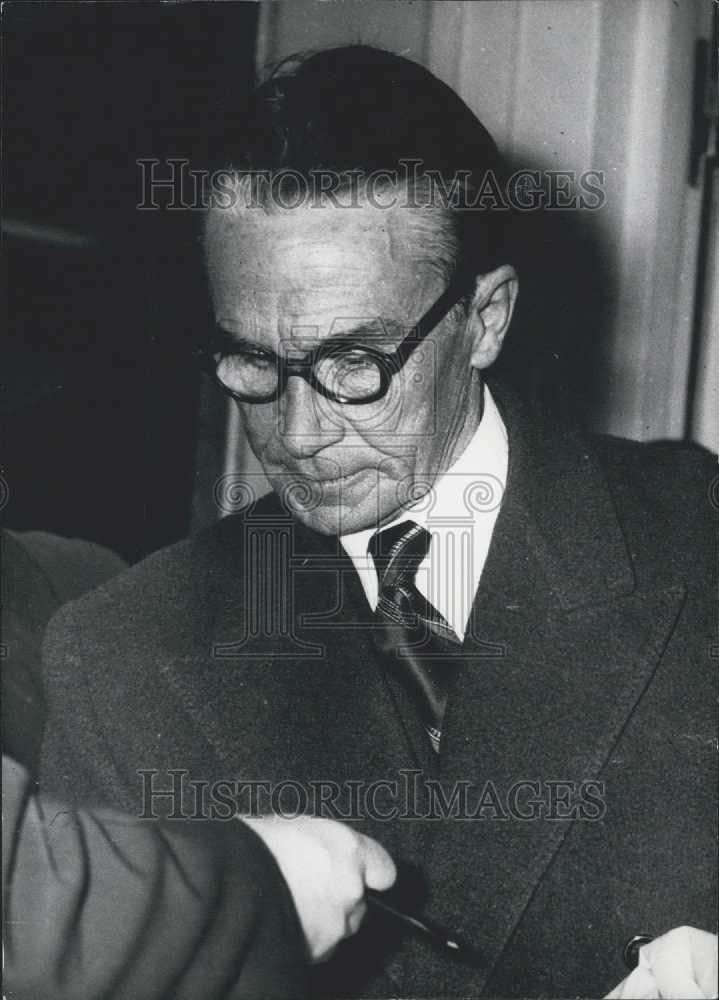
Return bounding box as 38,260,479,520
243,351,273,370
216,349,273,370
335,353,376,371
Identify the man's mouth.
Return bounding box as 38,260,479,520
313,468,368,489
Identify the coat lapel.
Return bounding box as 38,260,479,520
395,385,687,995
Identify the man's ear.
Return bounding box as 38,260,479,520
466,265,518,369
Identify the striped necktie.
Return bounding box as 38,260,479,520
369,520,461,752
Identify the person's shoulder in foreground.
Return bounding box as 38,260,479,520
1,528,128,774
2,753,307,1000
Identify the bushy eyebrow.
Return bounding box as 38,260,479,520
212,329,274,356
213,318,409,354
335,319,407,340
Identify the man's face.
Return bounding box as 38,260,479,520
205,201,484,534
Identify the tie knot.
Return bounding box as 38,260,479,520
369,520,431,591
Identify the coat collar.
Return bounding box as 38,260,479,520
476,378,636,615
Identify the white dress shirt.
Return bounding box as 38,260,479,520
340,385,508,640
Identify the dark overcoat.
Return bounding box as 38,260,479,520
40,383,717,998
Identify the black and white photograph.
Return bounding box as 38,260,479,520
2,2,718,998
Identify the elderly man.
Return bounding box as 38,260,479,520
40,46,716,998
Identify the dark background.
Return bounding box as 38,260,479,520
3,2,258,562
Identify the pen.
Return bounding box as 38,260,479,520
366,891,472,960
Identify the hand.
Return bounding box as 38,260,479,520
241,815,396,962
606,926,718,999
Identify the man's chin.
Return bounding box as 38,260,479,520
287,502,374,536
264,467,408,535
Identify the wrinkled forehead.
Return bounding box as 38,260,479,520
204,202,449,333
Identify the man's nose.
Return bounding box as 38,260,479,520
280,376,343,459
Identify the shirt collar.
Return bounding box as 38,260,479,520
340,384,508,637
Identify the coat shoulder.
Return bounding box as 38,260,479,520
591,433,715,516
590,434,716,584
43,494,287,654
593,432,715,484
